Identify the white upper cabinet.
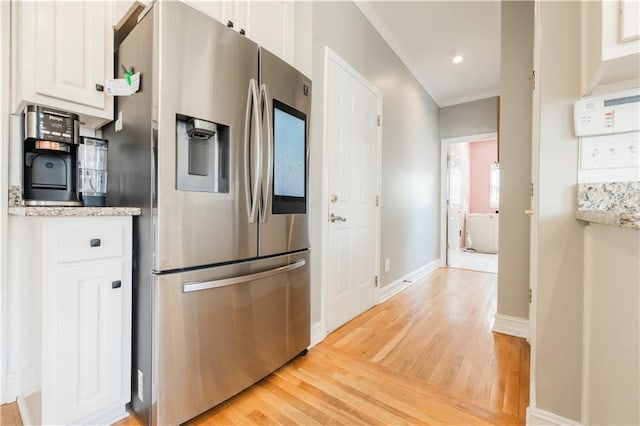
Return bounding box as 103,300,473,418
11,1,114,128
581,0,640,95
246,1,295,64
619,0,640,43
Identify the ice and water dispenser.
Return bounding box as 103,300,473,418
176,115,229,193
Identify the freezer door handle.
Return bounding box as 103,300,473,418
259,83,273,223
244,78,262,223
182,259,306,293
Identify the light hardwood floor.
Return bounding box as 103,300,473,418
2,267,529,425
0,401,21,426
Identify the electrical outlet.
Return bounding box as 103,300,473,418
384,258,391,272
581,133,640,170
137,369,144,402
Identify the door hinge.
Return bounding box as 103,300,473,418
377,115,381,127
376,195,380,207
529,288,532,303
375,276,379,287
531,182,534,197
529,70,536,90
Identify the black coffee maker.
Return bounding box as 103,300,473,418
23,105,82,206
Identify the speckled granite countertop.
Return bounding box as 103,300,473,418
8,185,141,217
576,182,639,230
9,206,141,217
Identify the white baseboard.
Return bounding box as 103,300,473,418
378,259,441,303
527,406,581,425
492,314,529,340
17,395,34,425
3,372,20,403
309,321,326,348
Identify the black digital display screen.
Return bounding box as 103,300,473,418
36,112,74,143
272,100,306,215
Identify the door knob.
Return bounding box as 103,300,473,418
525,209,534,216
330,213,347,223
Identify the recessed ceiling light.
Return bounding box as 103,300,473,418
452,55,464,64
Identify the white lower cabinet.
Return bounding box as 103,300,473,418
57,260,126,424
11,215,132,425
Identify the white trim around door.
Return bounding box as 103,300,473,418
320,47,383,337
439,132,498,268
0,0,11,404
529,0,542,413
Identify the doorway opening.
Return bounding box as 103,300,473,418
441,133,499,274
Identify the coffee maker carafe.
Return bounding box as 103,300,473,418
23,105,81,206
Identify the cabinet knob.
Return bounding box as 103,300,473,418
227,20,234,28
112,280,122,289
239,28,246,35
90,238,101,247
95,83,104,92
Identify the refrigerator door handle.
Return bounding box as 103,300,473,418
182,259,306,293
244,78,262,223
259,83,273,223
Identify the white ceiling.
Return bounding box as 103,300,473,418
355,1,501,107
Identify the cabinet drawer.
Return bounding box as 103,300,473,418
58,224,124,262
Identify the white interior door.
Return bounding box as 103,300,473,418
325,50,380,333
447,151,463,265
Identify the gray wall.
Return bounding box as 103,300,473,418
439,97,497,140
535,1,584,420
309,1,441,322
497,1,533,320
583,225,639,425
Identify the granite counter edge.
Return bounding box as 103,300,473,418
575,210,640,230
9,207,142,217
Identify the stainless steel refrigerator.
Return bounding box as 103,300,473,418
103,3,311,424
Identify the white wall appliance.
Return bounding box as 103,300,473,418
102,3,311,425
574,88,640,183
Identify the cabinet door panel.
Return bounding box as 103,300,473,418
57,260,123,424
34,1,107,109
181,1,247,31
246,1,294,62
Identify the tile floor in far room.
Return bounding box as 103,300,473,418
449,250,498,274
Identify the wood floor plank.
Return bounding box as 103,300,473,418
5,267,529,426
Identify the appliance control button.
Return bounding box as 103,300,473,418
52,131,61,136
